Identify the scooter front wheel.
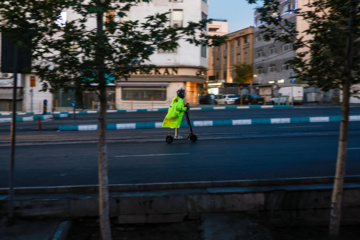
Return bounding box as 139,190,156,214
166,135,174,144
190,134,197,143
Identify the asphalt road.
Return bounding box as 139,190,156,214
1,105,360,132
0,106,360,188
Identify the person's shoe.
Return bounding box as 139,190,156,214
175,135,183,139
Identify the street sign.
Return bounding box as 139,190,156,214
30,76,36,87
71,101,76,108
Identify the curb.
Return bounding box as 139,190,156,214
1,176,360,195
58,114,360,131
0,105,292,116
0,113,69,123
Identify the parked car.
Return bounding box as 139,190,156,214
198,94,216,105
235,94,264,105
214,94,240,105
270,95,288,105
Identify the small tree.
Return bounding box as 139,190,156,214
250,0,360,238
0,1,225,239
233,63,253,83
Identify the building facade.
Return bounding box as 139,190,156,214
116,0,210,109
253,0,301,86
207,19,228,83
208,27,254,84
0,0,210,112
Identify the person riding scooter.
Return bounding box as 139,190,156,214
162,88,189,139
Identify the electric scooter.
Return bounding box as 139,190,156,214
165,109,197,144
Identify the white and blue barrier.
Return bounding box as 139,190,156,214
58,115,360,131
0,112,35,116
0,113,69,123
1,105,291,117
71,105,291,114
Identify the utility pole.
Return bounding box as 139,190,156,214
8,45,18,222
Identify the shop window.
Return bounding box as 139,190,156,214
122,87,167,101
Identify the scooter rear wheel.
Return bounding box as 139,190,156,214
190,134,197,143
166,135,174,144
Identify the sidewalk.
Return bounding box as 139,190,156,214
2,213,360,240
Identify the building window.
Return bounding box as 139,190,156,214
237,54,241,62
256,49,265,58
283,43,293,52
244,37,250,43
216,72,219,79
282,64,293,71
269,46,276,55
282,3,295,15
122,86,167,101
256,67,264,74
282,64,289,71
268,64,277,73
257,35,262,42
201,45,207,58
256,18,263,27
158,48,177,54
237,38,241,47
202,12,208,21
223,71,227,79
171,9,183,27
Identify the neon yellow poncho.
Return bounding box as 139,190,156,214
162,97,187,129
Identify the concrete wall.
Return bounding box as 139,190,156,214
2,178,360,226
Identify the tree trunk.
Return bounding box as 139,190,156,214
329,1,357,238
329,81,350,239
96,5,112,240
98,83,111,240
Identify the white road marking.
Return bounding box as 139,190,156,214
115,153,190,158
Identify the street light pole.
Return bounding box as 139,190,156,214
9,45,18,221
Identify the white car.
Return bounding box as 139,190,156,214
216,94,240,105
